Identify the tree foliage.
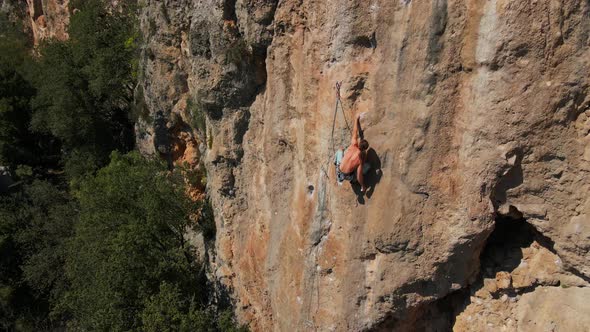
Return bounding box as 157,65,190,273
141,282,217,332
1,153,245,331
30,0,138,178
0,1,247,330
0,17,57,171
62,152,204,330
0,180,75,330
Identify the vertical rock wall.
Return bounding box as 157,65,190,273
138,0,590,330
5,0,590,330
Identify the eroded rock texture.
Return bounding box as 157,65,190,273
0,0,69,45
26,0,70,44
136,0,590,331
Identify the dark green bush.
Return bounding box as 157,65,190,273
30,0,138,179
62,152,203,330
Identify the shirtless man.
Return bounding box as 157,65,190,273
334,113,370,192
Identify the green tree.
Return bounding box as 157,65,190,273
30,0,138,179
62,152,205,330
0,16,58,171
141,282,248,332
141,281,216,332
0,180,76,330
16,182,76,318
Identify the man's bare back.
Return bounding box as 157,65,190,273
339,144,363,174
335,113,369,191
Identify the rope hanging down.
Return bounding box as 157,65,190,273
313,83,353,326
322,81,353,180
331,81,352,156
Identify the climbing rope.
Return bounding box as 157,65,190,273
322,81,353,180
309,82,353,328
331,81,353,155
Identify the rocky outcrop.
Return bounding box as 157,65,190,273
455,286,590,332
26,0,69,44
0,0,69,45
452,216,589,331
139,0,590,330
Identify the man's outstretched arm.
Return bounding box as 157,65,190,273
351,114,362,146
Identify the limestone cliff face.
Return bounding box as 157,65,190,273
135,0,590,330
6,0,590,330
132,0,590,330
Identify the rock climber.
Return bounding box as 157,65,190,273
334,113,370,192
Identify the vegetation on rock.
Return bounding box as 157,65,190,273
0,1,244,330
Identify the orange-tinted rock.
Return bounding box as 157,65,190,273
136,0,590,330
495,271,512,290
26,0,69,45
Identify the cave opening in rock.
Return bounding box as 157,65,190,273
376,213,559,331
480,212,555,281
424,214,559,330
